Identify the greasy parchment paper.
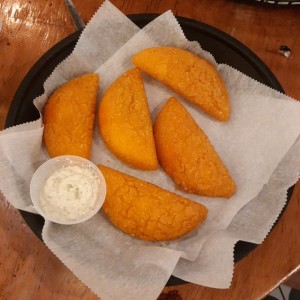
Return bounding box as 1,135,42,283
1,1,300,299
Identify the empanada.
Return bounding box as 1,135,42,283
154,97,236,198
98,68,158,170
99,164,208,241
133,47,230,121
43,73,99,159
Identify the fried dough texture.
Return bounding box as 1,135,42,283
43,73,99,159
154,97,236,198
98,164,208,241
132,47,230,121
98,68,158,170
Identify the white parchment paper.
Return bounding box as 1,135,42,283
1,1,300,299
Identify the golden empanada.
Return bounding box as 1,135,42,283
99,164,208,241
154,97,236,198
43,73,99,159
133,47,230,121
98,68,158,170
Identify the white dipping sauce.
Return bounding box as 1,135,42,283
40,165,99,222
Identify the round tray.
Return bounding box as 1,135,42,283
5,14,287,287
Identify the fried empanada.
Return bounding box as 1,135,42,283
154,97,236,198
43,74,99,159
132,47,230,121
98,164,208,241
98,68,158,170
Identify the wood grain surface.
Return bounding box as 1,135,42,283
1,0,300,299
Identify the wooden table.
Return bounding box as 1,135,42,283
0,0,300,299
